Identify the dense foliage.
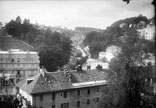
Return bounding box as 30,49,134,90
5,16,72,72
83,15,155,58
97,22,155,107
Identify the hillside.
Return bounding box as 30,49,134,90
82,15,155,58
75,27,103,33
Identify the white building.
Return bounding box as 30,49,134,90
0,30,40,82
0,50,40,81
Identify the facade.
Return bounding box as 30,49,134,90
0,30,40,81
0,73,16,101
0,28,40,101
0,51,40,81
16,67,108,108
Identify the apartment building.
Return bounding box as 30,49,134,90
0,50,40,81
0,30,40,81
16,67,108,108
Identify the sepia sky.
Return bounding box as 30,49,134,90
0,0,154,29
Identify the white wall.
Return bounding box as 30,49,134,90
19,89,33,105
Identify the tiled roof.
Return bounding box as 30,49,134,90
16,74,41,94
0,36,34,51
16,69,108,95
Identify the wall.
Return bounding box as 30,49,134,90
33,85,105,108
0,51,40,81
19,88,33,105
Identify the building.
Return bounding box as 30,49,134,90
0,29,40,81
16,67,108,108
0,50,40,81
0,72,16,101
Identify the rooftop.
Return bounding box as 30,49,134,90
0,36,34,51
0,51,37,54
16,69,108,95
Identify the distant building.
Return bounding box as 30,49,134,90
98,52,114,62
16,67,108,108
0,28,40,82
83,59,109,70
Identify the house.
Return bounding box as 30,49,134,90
16,67,108,108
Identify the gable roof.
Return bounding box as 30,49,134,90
16,69,108,95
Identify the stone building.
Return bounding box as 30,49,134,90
0,30,40,81
16,67,108,108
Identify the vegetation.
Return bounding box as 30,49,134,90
81,14,155,108
5,16,72,72
97,21,155,107
83,15,155,58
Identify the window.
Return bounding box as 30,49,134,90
77,101,80,107
61,103,69,108
40,95,43,101
17,58,20,62
5,88,8,93
52,105,55,108
96,87,99,92
87,99,90,105
63,91,67,98
17,70,20,75
77,90,80,96
87,88,90,95
0,79,3,85
52,92,55,100
11,59,14,62
5,80,9,85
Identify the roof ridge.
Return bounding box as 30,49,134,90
31,73,52,94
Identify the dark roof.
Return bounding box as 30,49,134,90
0,36,34,51
16,69,108,95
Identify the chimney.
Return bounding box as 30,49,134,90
87,65,91,70
76,64,82,72
64,68,72,82
96,65,102,70
41,66,47,77
27,79,33,85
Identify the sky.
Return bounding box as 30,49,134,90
0,0,154,30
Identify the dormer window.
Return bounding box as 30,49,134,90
5,80,9,85
63,91,67,98
11,59,14,62
87,88,90,95
40,95,43,101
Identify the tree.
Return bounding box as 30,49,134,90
37,29,72,72
98,28,155,108
6,16,23,39
5,16,72,72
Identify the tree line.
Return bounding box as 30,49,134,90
81,15,155,108
5,16,72,72
83,15,155,58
